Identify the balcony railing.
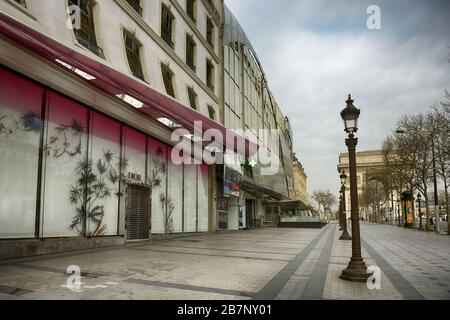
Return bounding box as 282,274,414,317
187,61,196,73
74,29,104,59
161,30,174,49
126,0,143,15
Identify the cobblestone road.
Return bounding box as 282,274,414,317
0,223,448,300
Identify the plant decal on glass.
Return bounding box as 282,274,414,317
0,111,42,138
160,193,174,234
69,149,122,237
147,147,172,233
44,119,84,158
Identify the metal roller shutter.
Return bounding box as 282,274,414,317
126,185,150,241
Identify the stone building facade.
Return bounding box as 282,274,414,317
0,0,298,259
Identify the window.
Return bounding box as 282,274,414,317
206,59,214,91
161,64,175,98
186,0,196,23
186,34,196,72
187,87,197,110
124,31,145,81
161,4,174,49
42,92,89,237
0,69,42,238
125,0,142,15
207,105,216,120
13,0,27,8
68,0,104,58
206,17,214,48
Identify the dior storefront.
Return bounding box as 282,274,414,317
0,67,210,247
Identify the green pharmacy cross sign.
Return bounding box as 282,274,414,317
241,159,257,169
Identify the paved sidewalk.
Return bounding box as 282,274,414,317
0,223,448,300
323,226,403,300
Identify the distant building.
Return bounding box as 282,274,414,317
292,154,308,204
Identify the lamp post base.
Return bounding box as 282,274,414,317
339,231,352,240
340,258,371,282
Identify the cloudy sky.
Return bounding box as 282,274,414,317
225,0,450,202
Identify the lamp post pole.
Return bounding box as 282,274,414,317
340,95,370,282
340,171,351,241
339,196,343,231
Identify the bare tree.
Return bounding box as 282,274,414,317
431,109,450,234
396,113,435,230
312,190,337,220
382,133,415,199
365,180,386,223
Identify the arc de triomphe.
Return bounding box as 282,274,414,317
337,150,399,221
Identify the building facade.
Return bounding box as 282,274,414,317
0,0,297,259
216,5,295,230
293,154,308,204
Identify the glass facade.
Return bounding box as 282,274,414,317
224,44,241,130
198,164,209,232
87,112,121,236
184,160,198,232
42,93,89,238
0,68,210,240
0,69,43,238
148,138,168,234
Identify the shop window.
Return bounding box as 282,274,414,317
206,17,214,48
186,34,196,72
148,138,168,234
198,164,209,232
187,87,197,110
42,93,89,237
125,0,142,15
87,112,122,236
186,0,196,23
161,63,175,98
68,0,104,58
0,69,43,239
167,160,183,233
184,161,198,232
161,4,174,49
207,105,216,120
206,59,214,91
124,31,145,81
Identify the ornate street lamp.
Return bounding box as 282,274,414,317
340,95,371,282
339,170,351,240
417,193,423,230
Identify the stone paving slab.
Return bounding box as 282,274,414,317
0,228,321,300
323,228,403,300
361,224,450,300
0,224,448,300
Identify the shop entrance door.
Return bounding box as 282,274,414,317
126,185,150,241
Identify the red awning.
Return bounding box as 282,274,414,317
0,12,258,157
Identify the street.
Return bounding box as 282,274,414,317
0,224,448,300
